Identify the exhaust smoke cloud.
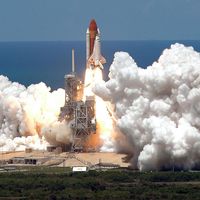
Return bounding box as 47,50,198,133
1,43,200,171
0,76,73,151
94,43,200,171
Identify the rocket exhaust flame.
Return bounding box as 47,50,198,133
83,67,114,151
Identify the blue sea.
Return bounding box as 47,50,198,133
0,40,199,90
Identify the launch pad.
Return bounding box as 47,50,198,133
0,150,129,169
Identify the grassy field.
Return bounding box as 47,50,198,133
0,167,200,199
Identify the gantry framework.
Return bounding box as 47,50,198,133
59,66,96,152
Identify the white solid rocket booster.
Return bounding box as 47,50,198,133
86,28,90,61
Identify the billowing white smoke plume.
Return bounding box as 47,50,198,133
0,76,72,151
94,43,200,171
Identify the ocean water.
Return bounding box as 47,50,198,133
0,40,199,90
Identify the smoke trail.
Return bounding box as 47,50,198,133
94,43,200,171
0,76,72,151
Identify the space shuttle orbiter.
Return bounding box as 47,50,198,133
86,19,106,70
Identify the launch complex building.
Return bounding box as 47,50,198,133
59,19,106,152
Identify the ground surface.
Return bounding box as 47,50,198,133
0,168,200,199
0,151,129,168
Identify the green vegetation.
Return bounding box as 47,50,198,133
0,167,200,199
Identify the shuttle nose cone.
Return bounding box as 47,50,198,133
89,19,97,31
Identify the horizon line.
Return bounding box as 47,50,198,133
0,39,199,43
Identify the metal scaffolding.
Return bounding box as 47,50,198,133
59,50,96,152
71,99,96,151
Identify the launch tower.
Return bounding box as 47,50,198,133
59,49,96,152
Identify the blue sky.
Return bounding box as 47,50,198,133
0,0,199,41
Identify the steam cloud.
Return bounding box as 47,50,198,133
94,43,200,171
0,76,72,152
1,43,200,171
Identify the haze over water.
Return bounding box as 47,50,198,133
0,40,200,90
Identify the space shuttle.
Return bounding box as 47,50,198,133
86,19,106,70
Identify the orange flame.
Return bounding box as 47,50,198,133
83,67,114,151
